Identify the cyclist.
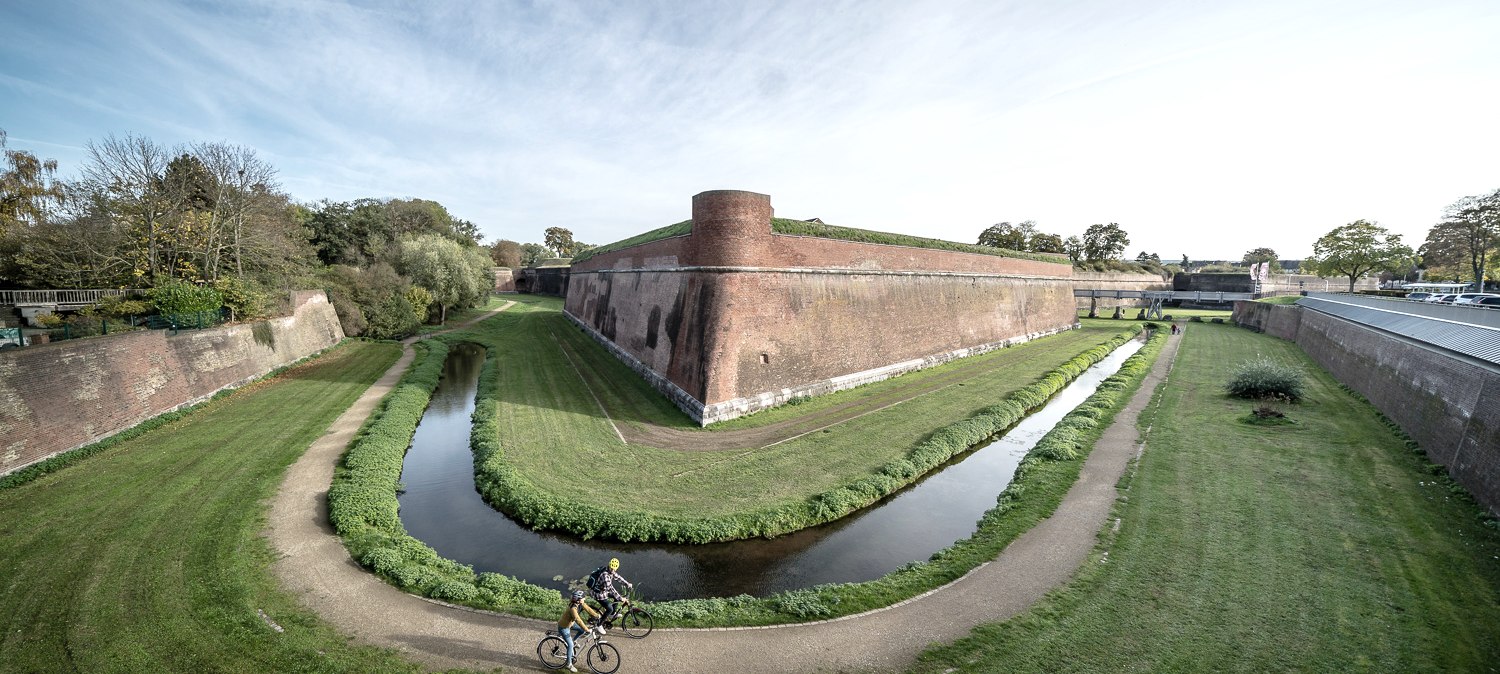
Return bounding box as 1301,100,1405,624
589,557,634,627
558,590,601,673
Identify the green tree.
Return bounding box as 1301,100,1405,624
977,221,1027,250
0,129,67,238
1029,232,1065,254
1082,223,1129,261
1242,247,1279,270
1421,190,1499,288
543,227,577,257
396,233,492,324
520,242,550,266
1308,220,1414,292
1063,235,1084,264
490,239,522,267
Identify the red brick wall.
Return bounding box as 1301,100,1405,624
565,190,1077,424
0,292,344,474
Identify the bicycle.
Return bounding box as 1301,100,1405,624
597,585,654,639
537,623,621,674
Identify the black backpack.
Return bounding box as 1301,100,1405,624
586,566,606,592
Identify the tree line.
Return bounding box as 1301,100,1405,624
976,189,1500,292
0,130,508,339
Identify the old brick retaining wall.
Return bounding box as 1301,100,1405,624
492,267,516,292
566,190,1077,424
1234,301,1500,516
0,291,345,475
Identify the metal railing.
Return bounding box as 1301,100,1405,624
11,309,229,348
0,289,141,306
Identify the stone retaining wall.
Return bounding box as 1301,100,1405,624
0,291,345,475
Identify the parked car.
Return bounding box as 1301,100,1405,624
1475,296,1500,307
1452,293,1500,304
1426,294,1456,303
1405,292,1433,301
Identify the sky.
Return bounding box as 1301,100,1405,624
2,0,1498,261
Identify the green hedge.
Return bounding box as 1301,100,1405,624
330,323,1168,626
472,325,1145,544
326,339,564,620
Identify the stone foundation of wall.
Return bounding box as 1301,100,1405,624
1233,301,1500,516
0,291,345,475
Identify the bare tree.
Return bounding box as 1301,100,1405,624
79,134,174,282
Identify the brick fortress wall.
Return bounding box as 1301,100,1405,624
1234,301,1500,516
0,291,345,475
565,190,1078,425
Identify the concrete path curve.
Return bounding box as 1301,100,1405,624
266,311,1182,673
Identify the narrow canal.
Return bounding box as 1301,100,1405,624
397,338,1144,601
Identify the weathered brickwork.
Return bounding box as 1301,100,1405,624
492,267,516,292
1233,301,1500,516
0,291,344,475
565,190,1077,425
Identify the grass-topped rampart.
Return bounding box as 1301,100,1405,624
325,306,1168,625
568,217,1068,264
471,322,1143,544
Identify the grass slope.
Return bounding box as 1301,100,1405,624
913,322,1500,674
0,341,422,674
472,297,1135,525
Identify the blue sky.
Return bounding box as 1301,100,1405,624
2,0,1498,259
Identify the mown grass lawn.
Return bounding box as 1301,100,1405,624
414,294,509,334
0,341,427,674
472,296,1140,520
913,322,1500,673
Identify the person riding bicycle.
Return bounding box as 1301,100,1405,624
557,590,601,673
588,557,634,627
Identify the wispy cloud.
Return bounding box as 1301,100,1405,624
2,0,1497,257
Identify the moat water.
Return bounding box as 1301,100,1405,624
396,338,1144,601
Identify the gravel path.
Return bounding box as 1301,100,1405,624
266,312,1181,673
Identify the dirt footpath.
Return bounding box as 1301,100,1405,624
266,314,1181,672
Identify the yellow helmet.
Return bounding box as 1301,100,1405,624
608,558,620,571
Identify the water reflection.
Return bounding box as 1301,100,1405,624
397,339,1143,601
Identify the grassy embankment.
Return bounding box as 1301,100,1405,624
913,322,1500,673
413,294,509,334
0,341,426,673
470,296,1137,530
329,296,1169,625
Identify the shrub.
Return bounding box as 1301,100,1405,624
90,294,152,319
431,581,479,602
1226,357,1305,401
213,276,271,321
33,312,63,328
149,279,223,315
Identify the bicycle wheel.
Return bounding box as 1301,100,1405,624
537,635,569,670
586,641,622,674
620,608,654,638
